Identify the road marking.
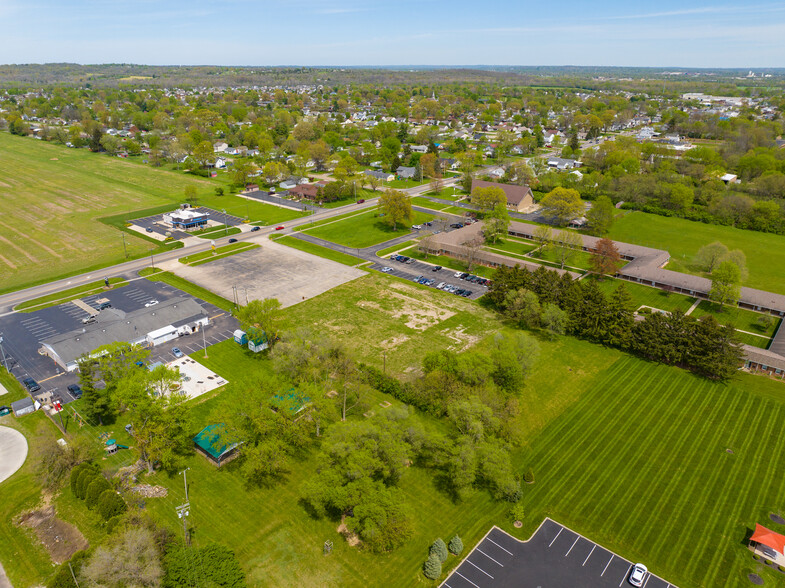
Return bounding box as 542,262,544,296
486,537,513,555
454,571,480,588
620,566,632,587
565,536,579,556
467,560,493,579
601,555,613,576
583,545,596,566
548,528,563,547
642,573,650,588
476,548,504,567
39,373,64,383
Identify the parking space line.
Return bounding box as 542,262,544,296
476,548,503,567
582,545,595,566
602,555,613,576
620,565,632,587
642,573,651,587
548,527,563,547
565,536,579,556
454,571,480,588
466,560,493,579
486,537,513,555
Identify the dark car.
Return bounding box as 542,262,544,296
145,227,154,233
228,238,238,243
0,406,10,417
432,265,442,271
22,377,40,393
97,301,112,310
251,226,261,232
357,199,365,204
67,384,83,398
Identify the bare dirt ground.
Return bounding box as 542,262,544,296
17,504,88,564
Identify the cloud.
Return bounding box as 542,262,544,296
605,3,785,20
314,7,368,14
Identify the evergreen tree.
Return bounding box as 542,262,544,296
430,538,449,563
423,553,442,580
448,535,464,555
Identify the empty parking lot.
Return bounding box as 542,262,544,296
442,519,675,588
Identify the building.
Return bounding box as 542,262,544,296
10,397,37,417
287,183,320,200
471,179,535,213
741,346,785,379
193,424,239,466
162,208,208,230
41,297,208,372
397,166,417,180
364,169,394,182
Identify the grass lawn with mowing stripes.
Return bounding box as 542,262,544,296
273,236,364,266
196,194,308,225
607,211,785,295
691,301,780,339
590,276,698,314
512,357,785,588
483,236,538,257
14,277,128,312
301,209,433,248
179,242,259,266
191,225,242,239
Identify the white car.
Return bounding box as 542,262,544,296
454,271,463,278
629,563,647,587
412,224,422,230
436,282,445,289
144,300,159,307
380,267,393,273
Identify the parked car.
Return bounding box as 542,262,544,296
82,315,97,324
760,545,778,559
23,377,40,393
97,301,112,310
436,282,445,289
145,300,159,307
67,384,82,398
432,265,442,271
357,199,365,204
405,258,415,264
412,224,422,230
172,347,184,358
629,564,647,587
380,267,393,273
145,227,154,233
0,405,10,416
454,271,463,278
228,238,238,243
275,226,285,230
251,226,261,232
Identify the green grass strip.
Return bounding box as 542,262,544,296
179,242,258,266
14,278,128,312
192,225,242,239
376,240,418,257
139,268,235,312
273,236,364,266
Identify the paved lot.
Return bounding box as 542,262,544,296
0,278,237,405
371,259,487,300
0,426,28,484
167,240,366,309
130,207,246,240
443,520,675,588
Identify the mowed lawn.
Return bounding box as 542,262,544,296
301,209,433,248
515,358,785,588
0,133,213,292
607,211,785,295
591,276,698,314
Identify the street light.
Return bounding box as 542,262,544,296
223,209,229,236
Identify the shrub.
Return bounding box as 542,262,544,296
85,477,111,509
106,515,124,534
430,538,448,563
523,468,535,484
76,470,100,500
448,535,464,555
97,490,127,520
423,553,442,580
163,543,245,587
778,565,785,572
510,503,526,523
47,550,87,588
70,463,97,496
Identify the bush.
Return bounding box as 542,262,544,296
163,543,245,587
76,470,100,500
97,490,127,520
430,538,448,563
106,515,123,534
510,503,526,523
523,468,535,484
448,535,464,555
85,477,111,509
70,462,97,496
423,553,442,580
47,550,87,588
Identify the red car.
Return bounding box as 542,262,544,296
275,226,285,230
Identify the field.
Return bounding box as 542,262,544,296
607,211,785,295
272,236,365,266
301,209,434,249
483,236,538,258
376,239,418,257
591,276,698,314
410,196,466,215
0,133,212,293
195,194,307,225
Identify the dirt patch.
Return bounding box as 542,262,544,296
337,515,361,547
131,484,168,498
441,325,481,352
379,334,410,349
17,505,88,564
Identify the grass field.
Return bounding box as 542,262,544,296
0,132,213,294
591,277,698,314
178,242,259,266
139,268,235,312
14,277,127,312
301,209,433,248
195,194,307,225
376,239,418,257
528,247,594,271
483,236,538,258
607,211,785,295
273,236,365,266
410,196,467,215
191,225,242,239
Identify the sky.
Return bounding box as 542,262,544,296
0,0,784,68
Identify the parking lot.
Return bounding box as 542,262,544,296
372,257,488,301
0,277,237,405
442,520,675,588
130,207,246,240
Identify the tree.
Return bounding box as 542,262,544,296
192,140,215,168
532,224,553,248
80,527,160,587
236,298,282,344
552,229,583,269
510,503,526,523
503,288,540,328
484,203,510,244
430,538,449,563
448,535,464,555
163,543,245,588
77,359,113,425
719,249,748,281
36,435,95,491
461,236,484,272
423,553,442,580
590,238,622,277
471,186,506,212
695,241,728,273
420,153,438,179
710,261,742,307
184,185,198,205
378,189,413,231
418,232,435,259
540,187,584,226
541,303,568,338
309,140,330,171
85,477,111,509
96,489,127,520
586,195,614,235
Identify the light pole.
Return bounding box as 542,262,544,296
150,250,155,270
201,325,208,359
121,232,128,258
0,335,9,372
223,209,228,236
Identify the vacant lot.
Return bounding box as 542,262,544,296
301,209,433,248
608,211,785,295
0,133,214,293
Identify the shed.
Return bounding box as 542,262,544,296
233,329,248,345
11,397,37,417
193,424,239,466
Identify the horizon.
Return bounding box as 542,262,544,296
1,0,784,68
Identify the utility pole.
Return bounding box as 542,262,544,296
150,250,155,270
68,563,81,588
180,468,191,502
121,232,128,258
201,325,208,359
223,209,228,236
176,503,190,546
0,335,9,372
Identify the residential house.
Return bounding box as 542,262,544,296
213,142,228,153
410,145,428,154
471,179,535,213
288,184,320,200
546,157,582,170
397,166,417,180
364,169,394,182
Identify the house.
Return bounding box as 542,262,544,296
720,173,740,184
193,424,239,466
546,157,582,170
439,157,459,172
486,167,505,179
471,179,535,213
397,166,417,180
213,142,228,153
742,346,785,378
279,179,298,190
410,145,428,154
288,184,320,200
364,169,394,182
214,158,227,169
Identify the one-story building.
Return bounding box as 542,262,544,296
364,169,394,182
471,179,535,213
162,208,209,230
10,397,37,417
41,297,208,372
